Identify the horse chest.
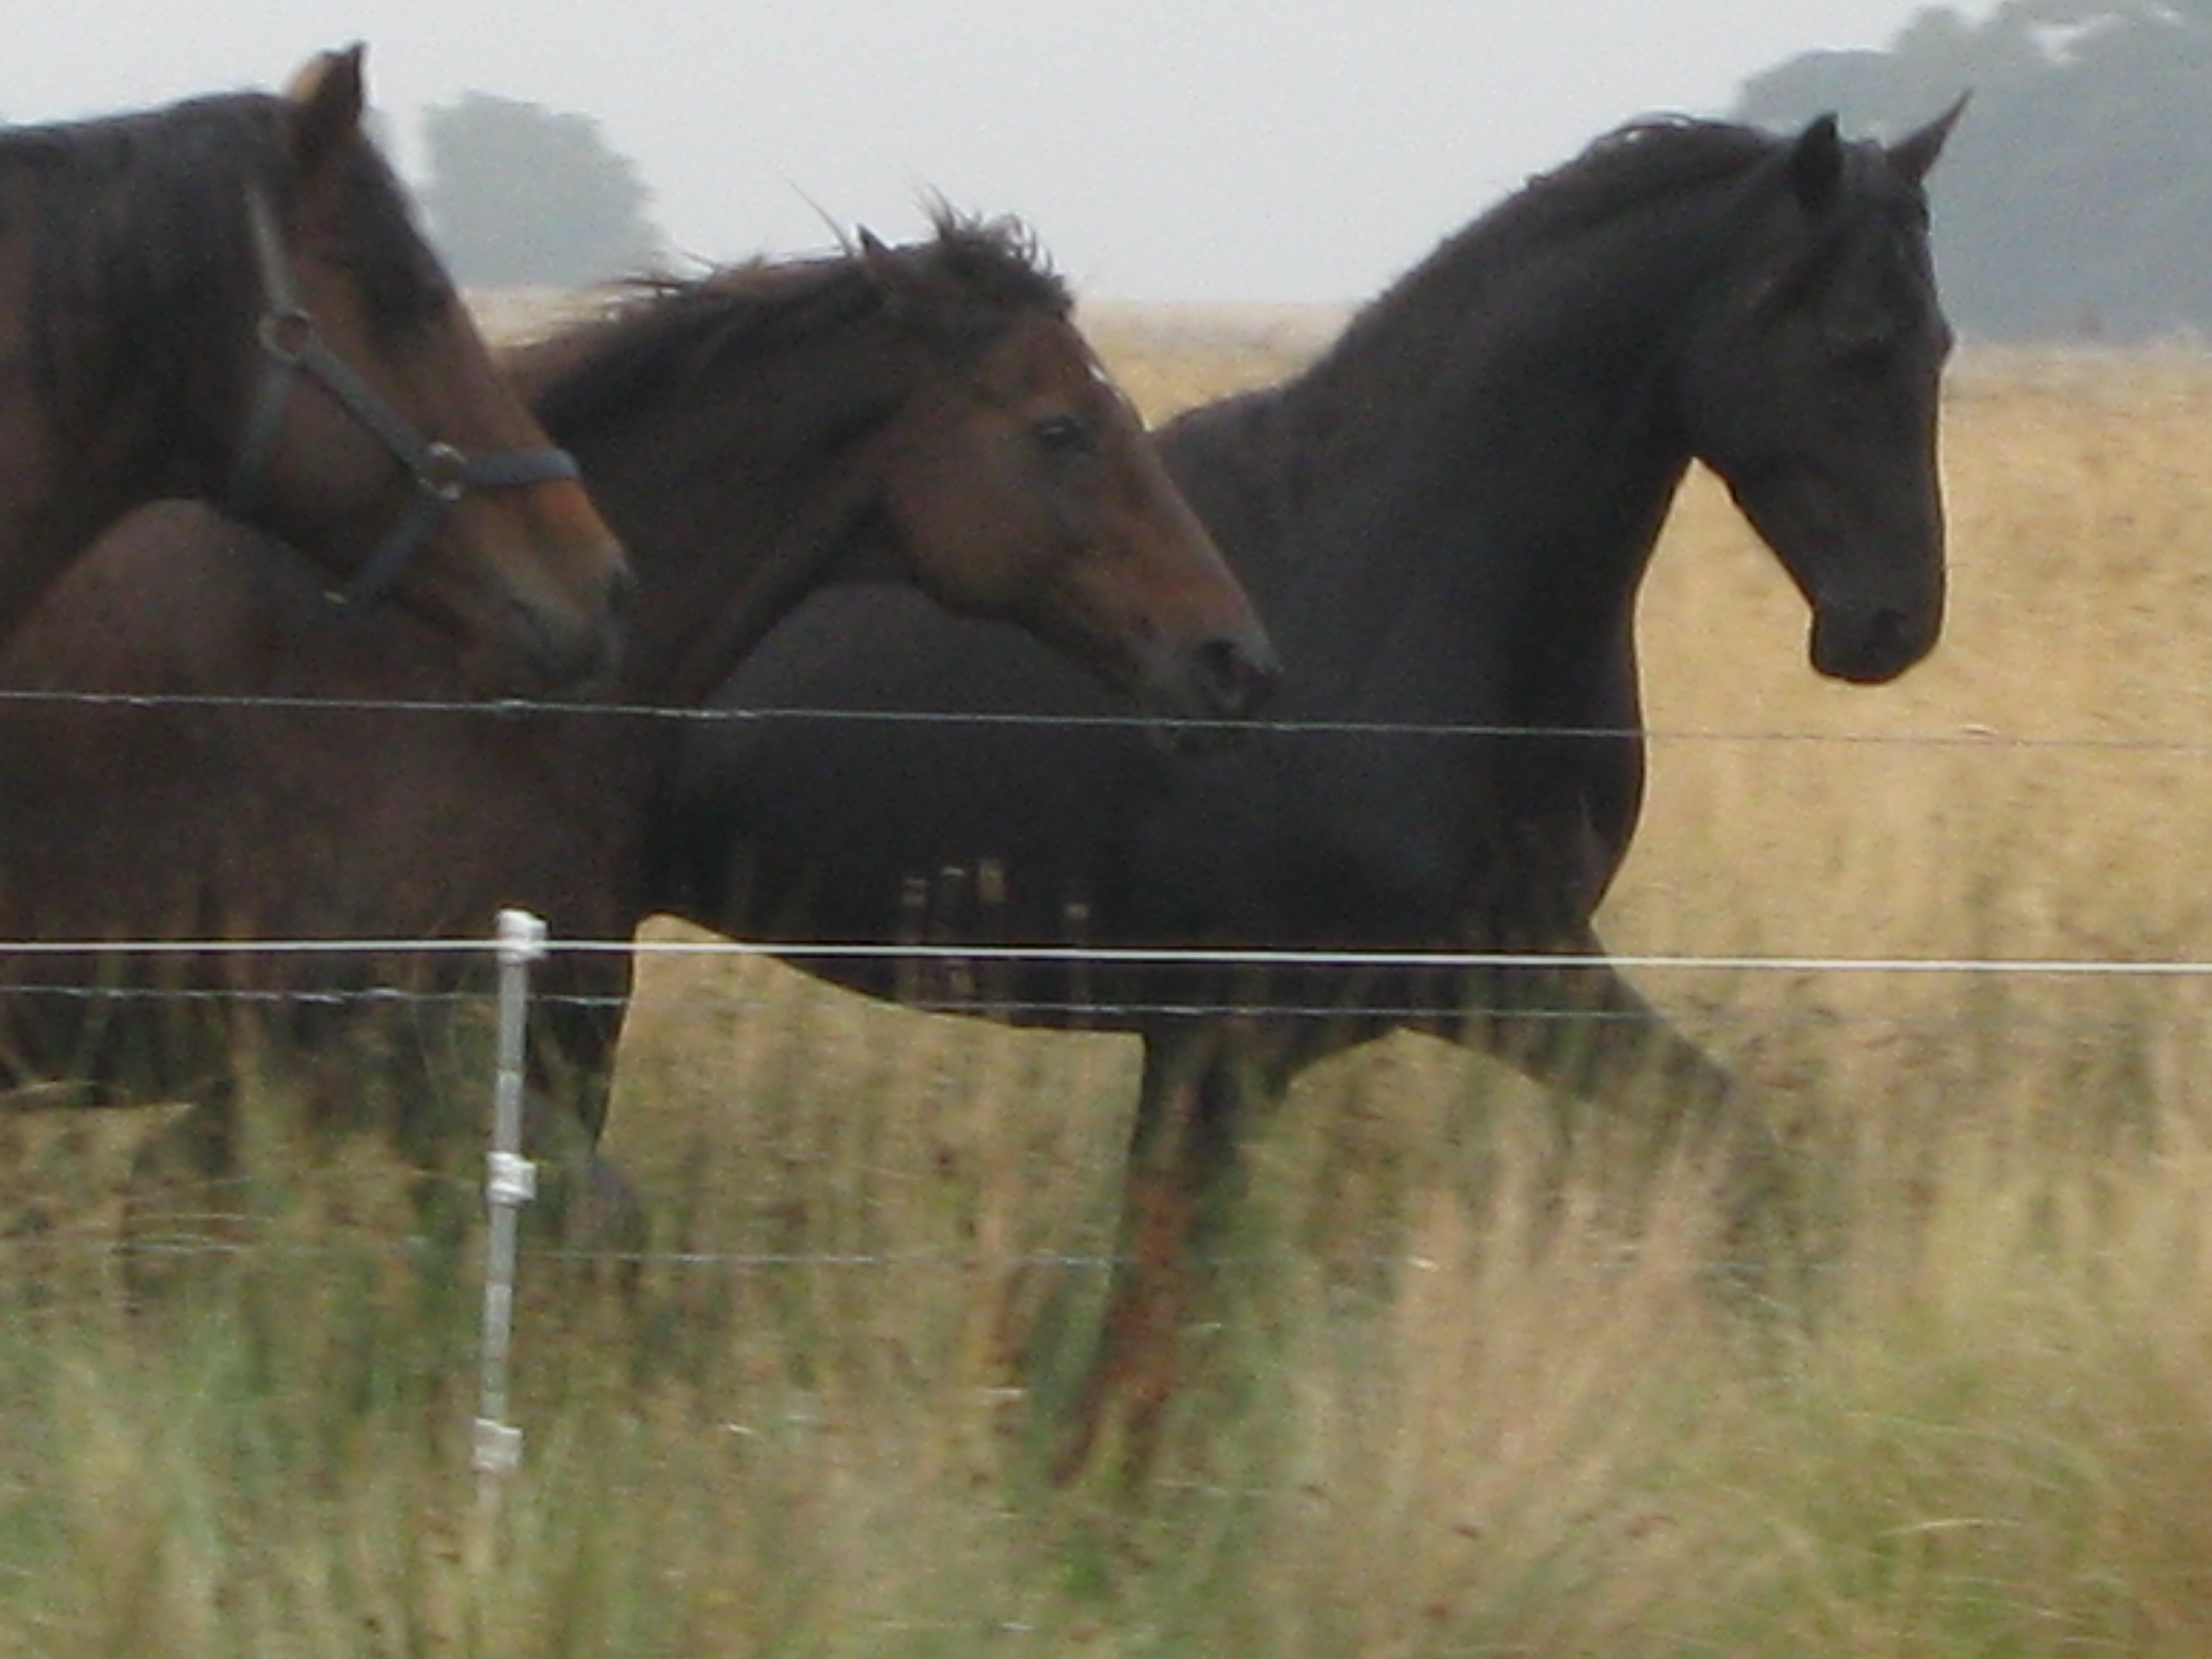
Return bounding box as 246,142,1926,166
1121,712,1621,954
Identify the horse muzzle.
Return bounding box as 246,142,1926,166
1140,627,1280,753
1810,594,1941,684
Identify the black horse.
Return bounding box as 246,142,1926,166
652,107,1965,1465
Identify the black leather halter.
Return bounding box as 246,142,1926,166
226,187,584,610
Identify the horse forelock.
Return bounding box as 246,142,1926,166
900,207,1071,343
305,127,457,333
1738,128,1944,340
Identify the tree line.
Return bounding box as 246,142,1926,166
417,91,664,289
1735,0,2212,341
420,6,2212,342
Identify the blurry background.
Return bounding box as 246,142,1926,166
22,1,2208,340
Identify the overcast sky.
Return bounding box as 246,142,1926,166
1,2,1997,302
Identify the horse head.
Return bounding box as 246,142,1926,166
853,218,1279,726
1676,99,1966,685
231,45,631,691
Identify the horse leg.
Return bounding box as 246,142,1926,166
1453,936,1797,1278
519,1076,647,1280
515,984,652,1282
1464,943,1736,1112
1059,1017,1252,1485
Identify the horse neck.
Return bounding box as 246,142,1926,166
553,384,895,711
0,325,186,644
1261,186,1749,634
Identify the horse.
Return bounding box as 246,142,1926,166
0,212,1275,1237
0,45,626,689
649,107,1966,1468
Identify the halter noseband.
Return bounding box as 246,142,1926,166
227,187,583,611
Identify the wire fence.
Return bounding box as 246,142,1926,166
4,682,2212,753
0,683,2201,1057
1,692,2208,1494
1,896,2206,1495
0,682,2198,1035
3,934,2209,1038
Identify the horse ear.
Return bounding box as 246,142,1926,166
859,228,922,318
1888,93,1969,186
284,43,368,174
1788,113,1846,214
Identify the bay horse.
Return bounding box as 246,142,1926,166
0,212,1274,1226
652,108,1966,1467
0,45,626,688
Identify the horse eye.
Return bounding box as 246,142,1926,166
1030,413,1095,456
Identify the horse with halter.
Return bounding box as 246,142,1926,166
0,212,1276,1238
0,45,627,687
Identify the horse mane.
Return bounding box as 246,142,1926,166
0,89,451,436
513,209,1070,478
1475,117,1784,255
1316,117,1789,381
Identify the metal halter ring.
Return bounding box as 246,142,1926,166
227,185,584,611
254,306,318,367
415,441,475,505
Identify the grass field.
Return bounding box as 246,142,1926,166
7,323,2212,1654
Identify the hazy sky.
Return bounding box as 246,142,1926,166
1,2,1997,302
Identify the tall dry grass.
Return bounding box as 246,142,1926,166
6,327,2212,1653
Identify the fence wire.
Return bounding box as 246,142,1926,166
2,680,2212,754
0,699,2206,1286
1,930,2209,1039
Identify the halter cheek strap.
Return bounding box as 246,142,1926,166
227,187,583,611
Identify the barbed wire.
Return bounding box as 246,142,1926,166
0,932,2204,1046
2,932,2211,979
0,1220,1503,1280
0,916,2189,1285
0,683,2201,753
0,977,2188,1031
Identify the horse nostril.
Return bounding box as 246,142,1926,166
1198,636,1279,719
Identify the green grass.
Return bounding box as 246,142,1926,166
7,959,2212,1656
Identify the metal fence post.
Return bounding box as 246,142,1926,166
474,907,545,1513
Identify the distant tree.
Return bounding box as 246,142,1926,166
419,91,663,287
1735,1,2212,341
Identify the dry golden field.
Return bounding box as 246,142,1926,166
12,318,2212,1655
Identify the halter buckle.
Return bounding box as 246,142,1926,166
416,441,474,504
255,307,317,368
231,184,572,612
